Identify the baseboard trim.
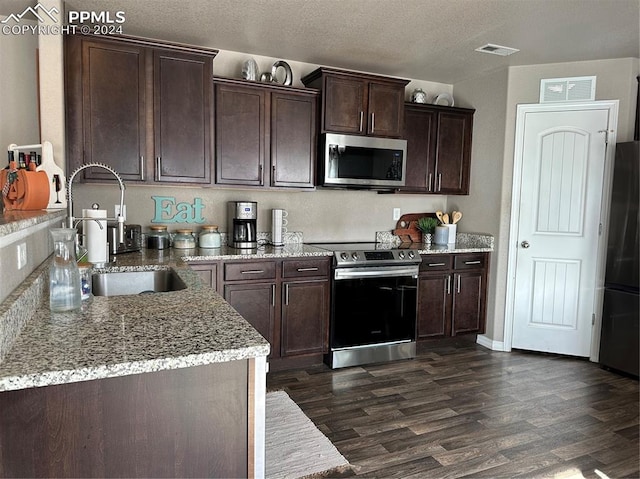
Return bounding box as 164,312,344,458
476,334,506,351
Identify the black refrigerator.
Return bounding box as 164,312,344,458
599,141,639,377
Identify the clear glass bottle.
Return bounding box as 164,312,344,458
49,228,81,312
172,229,196,249
199,225,221,248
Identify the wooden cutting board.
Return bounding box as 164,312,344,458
392,212,438,243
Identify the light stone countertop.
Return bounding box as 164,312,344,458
0,258,270,392
0,224,492,392
0,209,65,238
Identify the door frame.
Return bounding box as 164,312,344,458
504,101,619,361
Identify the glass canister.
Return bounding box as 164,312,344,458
199,225,221,248
147,225,170,249
172,229,196,249
49,228,82,312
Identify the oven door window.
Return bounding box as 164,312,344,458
331,275,417,349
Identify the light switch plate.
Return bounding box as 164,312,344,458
393,208,401,221
17,242,27,270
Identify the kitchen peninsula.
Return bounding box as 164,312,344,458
0,212,275,478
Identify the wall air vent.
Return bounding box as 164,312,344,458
539,76,596,103
475,43,520,56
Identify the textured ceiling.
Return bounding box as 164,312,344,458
4,0,640,83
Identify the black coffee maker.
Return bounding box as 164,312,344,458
228,201,257,249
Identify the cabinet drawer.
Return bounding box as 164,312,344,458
454,254,486,270
282,258,330,278
420,255,452,272
224,261,276,281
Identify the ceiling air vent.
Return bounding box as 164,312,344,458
475,44,520,56
539,76,596,103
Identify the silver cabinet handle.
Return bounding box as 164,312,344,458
446,275,451,295
284,283,290,305
241,270,264,274
156,156,161,180
427,173,433,192
140,155,145,181
371,112,375,133
297,267,319,272
272,164,276,184
521,240,530,248
438,173,442,192
359,111,364,132
271,284,276,306
428,262,446,267
259,164,263,186
457,274,461,293
464,260,481,265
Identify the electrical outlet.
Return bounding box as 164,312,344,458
115,204,127,220
17,242,27,270
393,208,401,221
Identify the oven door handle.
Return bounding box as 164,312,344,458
334,266,419,280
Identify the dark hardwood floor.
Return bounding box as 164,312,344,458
267,338,639,478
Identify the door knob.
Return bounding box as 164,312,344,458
521,240,530,248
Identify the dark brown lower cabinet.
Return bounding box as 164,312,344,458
281,280,329,356
225,281,277,354
418,253,488,339
188,262,218,292
197,257,331,369
0,361,250,478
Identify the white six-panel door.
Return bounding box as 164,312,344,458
510,106,611,357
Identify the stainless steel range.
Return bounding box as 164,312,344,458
310,242,421,369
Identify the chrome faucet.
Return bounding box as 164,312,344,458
66,163,126,247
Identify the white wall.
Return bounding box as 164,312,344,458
0,16,40,153
450,67,509,342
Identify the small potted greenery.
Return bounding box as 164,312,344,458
416,217,438,246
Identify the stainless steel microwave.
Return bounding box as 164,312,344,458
321,133,407,189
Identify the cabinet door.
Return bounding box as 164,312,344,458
189,263,218,292
281,280,329,356
367,82,405,138
434,111,473,195
215,84,266,185
417,274,451,338
403,106,437,191
451,271,484,335
323,76,366,134
78,38,147,182
224,282,277,357
154,50,213,184
270,92,317,188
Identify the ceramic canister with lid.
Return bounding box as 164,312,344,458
173,229,196,249
147,225,170,249
199,225,222,248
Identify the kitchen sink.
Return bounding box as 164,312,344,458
92,269,187,297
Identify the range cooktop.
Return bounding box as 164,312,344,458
309,242,421,267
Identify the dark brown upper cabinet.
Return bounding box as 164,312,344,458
65,34,217,184
214,77,318,189
401,103,474,195
302,67,409,139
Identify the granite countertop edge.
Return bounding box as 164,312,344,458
0,255,271,392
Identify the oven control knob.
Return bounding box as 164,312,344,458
408,251,415,259
351,252,359,260
398,251,405,259
340,252,348,261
